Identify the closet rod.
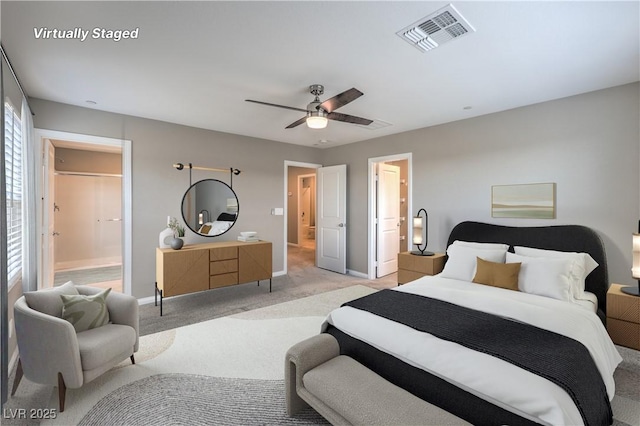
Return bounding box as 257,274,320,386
1,44,35,115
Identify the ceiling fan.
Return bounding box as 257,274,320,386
245,85,373,129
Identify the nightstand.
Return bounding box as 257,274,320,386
607,284,640,350
397,252,445,285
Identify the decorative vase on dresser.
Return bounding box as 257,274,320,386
170,237,184,250
159,216,174,248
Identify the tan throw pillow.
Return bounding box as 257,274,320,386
200,224,212,234
61,288,111,333
24,281,79,317
472,257,521,291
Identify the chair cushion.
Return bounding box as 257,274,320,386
76,323,136,371
24,281,79,317
61,288,111,332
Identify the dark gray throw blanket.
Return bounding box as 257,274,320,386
343,289,612,426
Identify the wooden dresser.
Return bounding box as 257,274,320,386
155,240,272,315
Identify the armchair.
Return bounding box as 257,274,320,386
11,284,139,412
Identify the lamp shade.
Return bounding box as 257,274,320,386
412,216,423,245
633,233,640,279
306,115,328,129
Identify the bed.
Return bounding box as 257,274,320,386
197,212,237,236
285,221,622,426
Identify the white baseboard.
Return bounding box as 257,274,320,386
273,270,286,277
137,296,156,306
347,270,368,279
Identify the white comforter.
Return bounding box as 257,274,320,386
324,276,622,426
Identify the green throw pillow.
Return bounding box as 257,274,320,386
61,288,111,333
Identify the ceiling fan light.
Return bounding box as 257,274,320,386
306,112,328,129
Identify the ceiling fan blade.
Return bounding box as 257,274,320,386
327,112,373,126
319,88,364,113
285,116,309,129
245,99,308,113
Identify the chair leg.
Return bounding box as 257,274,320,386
11,358,23,396
130,354,136,365
57,373,66,413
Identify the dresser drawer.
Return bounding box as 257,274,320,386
607,285,640,322
210,246,238,261
398,270,426,285
210,272,238,289
210,259,238,276
607,317,640,350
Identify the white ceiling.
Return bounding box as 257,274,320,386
2,1,639,148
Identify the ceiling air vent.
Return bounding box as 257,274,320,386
397,4,475,53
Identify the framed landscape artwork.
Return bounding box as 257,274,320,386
491,183,556,219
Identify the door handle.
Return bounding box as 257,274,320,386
52,231,60,236
338,223,345,228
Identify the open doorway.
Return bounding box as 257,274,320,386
298,174,316,250
51,142,123,292
284,161,321,273
368,153,412,279
36,129,132,295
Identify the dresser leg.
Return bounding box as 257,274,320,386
154,283,163,316
269,278,272,293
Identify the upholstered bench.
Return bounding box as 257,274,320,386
285,334,469,425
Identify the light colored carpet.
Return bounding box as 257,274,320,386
34,285,376,425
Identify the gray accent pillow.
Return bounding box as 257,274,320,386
61,288,111,333
24,281,79,317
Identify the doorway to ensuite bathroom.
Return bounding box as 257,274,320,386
36,129,133,295
50,142,123,292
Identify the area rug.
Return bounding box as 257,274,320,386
42,285,376,426
39,284,640,426
78,375,327,426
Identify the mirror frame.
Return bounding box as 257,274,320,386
181,178,239,237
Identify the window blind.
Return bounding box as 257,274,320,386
4,101,22,285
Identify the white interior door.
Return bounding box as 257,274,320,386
317,164,347,274
376,163,400,277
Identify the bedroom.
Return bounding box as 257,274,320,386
1,1,639,424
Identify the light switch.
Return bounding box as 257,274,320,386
273,208,284,215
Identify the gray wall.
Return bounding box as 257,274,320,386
30,98,319,298
320,82,640,286
31,82,639,297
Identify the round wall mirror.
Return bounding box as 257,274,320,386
181,179,239,236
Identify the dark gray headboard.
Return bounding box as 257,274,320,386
447,221,609,321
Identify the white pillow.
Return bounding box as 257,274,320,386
507,252,574,302
452,240,510,251
440,244,507,282
513,246,598,299
208,220,232,235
